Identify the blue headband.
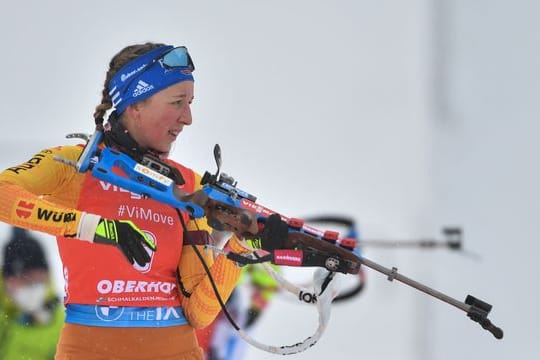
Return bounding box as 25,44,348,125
108,45,195,115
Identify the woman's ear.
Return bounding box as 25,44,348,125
125,99,151,124
124,103,141,121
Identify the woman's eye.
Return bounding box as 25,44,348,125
171,97,193,106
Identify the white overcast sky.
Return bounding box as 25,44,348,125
0,1,538,359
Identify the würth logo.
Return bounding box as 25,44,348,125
16,201,35,219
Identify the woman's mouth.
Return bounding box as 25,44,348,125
168,129,181,138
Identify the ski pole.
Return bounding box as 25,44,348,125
303,216,467,253
362,227,462,250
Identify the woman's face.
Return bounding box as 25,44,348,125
125,80,194,154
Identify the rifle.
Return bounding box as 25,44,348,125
57,131,360,275
55,130,504,348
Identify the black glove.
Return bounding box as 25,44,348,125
93,219,156,266
245,214,288,251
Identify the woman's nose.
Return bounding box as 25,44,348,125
179,105,192,125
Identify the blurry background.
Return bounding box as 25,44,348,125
0,0,538,359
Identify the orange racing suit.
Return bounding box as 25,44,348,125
0,144,248,359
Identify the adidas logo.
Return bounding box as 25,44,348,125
133,80,154,97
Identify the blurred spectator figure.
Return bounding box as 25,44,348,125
198,263,281,360
0,227,64,359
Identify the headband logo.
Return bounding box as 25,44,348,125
133,80,154,97
121,64,147,82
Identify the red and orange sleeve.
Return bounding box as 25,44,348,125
0,145,86,237
178,172,251,328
